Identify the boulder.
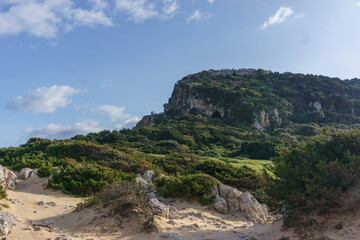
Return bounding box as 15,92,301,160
142,170,155,183
149,198,170,218
212,183,272,224
0,166,17,188
18,168,36,180
136,174,151,190
214,195,228,214
239,192,269,224
0,211,18,235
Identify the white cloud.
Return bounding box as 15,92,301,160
89,0,108,10
26,119,103,139
187,9,212,22
262,6,294,30
7,85,81,113
162,0,179,15
115,116,141,129
114,0,158,23
355,2,360,7
93,104,134,122
114,0,179,23
92,104,140,129
207,0,215,4
0,0,113,38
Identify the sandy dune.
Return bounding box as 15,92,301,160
4,176,358,240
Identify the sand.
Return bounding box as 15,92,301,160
1,176,357,240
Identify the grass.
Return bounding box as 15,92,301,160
221,157,276,178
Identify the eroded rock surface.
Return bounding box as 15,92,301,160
0,211,18,235
18,168,36,180
0,166,17,188
212,183,273,224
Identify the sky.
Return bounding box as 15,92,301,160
1,0,360,147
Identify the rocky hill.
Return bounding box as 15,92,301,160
137,69,360,131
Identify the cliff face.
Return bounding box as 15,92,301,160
137,68,360,130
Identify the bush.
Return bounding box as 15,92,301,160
155,173,218,203
78,181,156,231
37,165,54,177
268,129,360,227
48,164,135,196
0,186,7,199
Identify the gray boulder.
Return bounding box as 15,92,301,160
142,170,155,183
0,211,18,235
18,168,36,180
0,166,17,188
212,183,272,224
214,195,228,214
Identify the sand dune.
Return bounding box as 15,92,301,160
3,176,358,240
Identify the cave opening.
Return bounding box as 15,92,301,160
211,111,222,119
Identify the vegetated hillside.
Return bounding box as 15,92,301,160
138,69,360,130
1,69,360,222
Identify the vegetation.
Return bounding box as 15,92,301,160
268,129,360,227
2,70,360,228
78,181,156,231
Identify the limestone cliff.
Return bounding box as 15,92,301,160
137,68,360,130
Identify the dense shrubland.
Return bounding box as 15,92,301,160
268,129,360,227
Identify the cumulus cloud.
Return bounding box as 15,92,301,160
0,0,113,38
7,85,81,113
26,119,103,139
114,0,179,23
187,9,212,22
207,0,215,4
92,104,130,122
115,116,141,129
262,6,294,29
92,104,140,129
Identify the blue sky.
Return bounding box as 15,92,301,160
1,0,360,147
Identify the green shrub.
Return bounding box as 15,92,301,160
268,129,360,227
48,164,135,196
37,165,54,177
0,186,7,199
155,173,218,203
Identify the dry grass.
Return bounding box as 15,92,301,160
77,181,157,232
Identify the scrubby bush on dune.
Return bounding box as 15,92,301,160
77,181,156,231
268,129,360,227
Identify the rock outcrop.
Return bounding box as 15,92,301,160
0,166,17,188
18,168,37,180
136,171,179,219
0,211,18,235
211,184,273,224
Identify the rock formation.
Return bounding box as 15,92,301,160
0,211,18,235
18,168,37,180
211,183,273,224
0,166,17,188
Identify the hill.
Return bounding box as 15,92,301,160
138,68,360,130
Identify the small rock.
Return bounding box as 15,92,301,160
22,227,31,230
46,202,57,207
167,220,175,225
159,233,181,240
37,201,45,206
